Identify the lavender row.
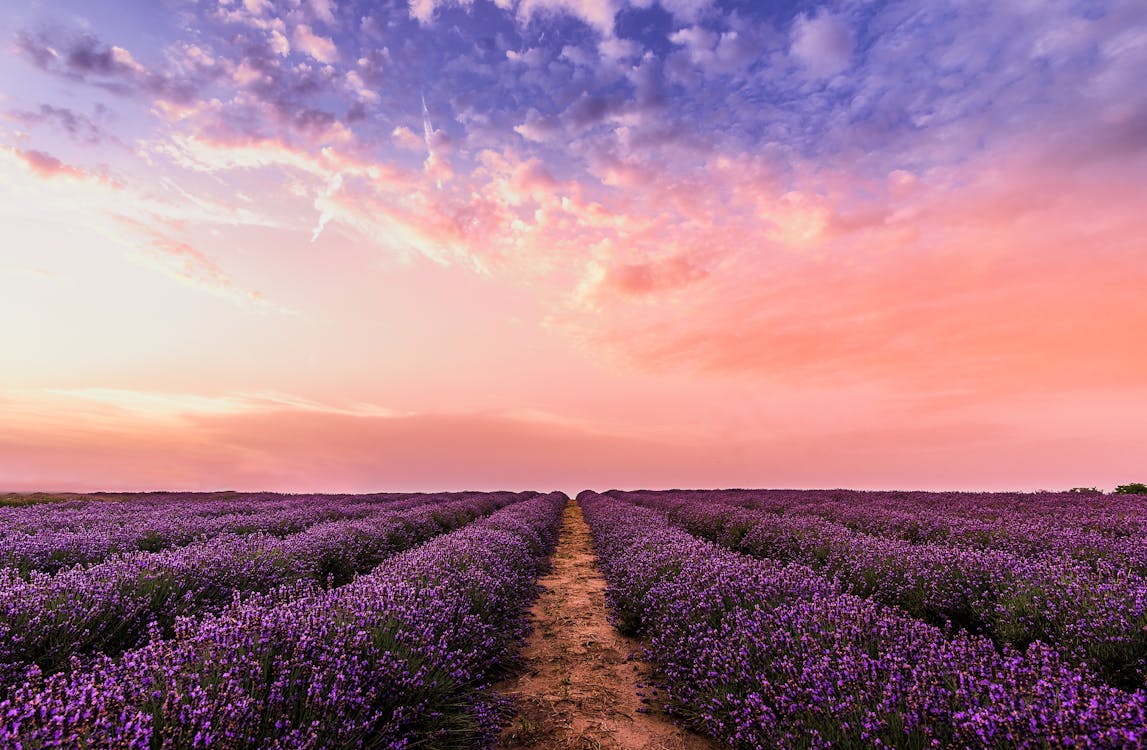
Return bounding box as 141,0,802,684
0,491,530,690
620,490,1147,691
580,492,1147,749
0,492,567,749
0,492,374,533
0,493,433,575
669,489,1147,565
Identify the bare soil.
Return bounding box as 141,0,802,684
496,501,720,750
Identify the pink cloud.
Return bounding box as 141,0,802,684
391,125,425,151
14,149,89,179
2,147,117,185
293,24,338,63
113,217,267,306
596,253,708,296
570,146,1147,405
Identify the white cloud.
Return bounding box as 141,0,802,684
791,9,854,77
293,24,338,63
346,70,379,103
654,0,712,23
518,0,619,36
409,0,438,24
598,36,641,63
269,29,290,56
309,0,337,25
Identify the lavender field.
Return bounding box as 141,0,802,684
1,489,1146,748
582,490,1147,749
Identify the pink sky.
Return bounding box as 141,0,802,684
1,0,1145,493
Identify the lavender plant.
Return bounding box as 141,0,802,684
0,492,530,690
0,492,566,749
581,492,1147,749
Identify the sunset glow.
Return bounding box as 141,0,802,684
2,0,1145,492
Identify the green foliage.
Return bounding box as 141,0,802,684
0,493,76,506
1114,482,1147,494
1067,487,1102,495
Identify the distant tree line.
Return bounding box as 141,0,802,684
1066,483,1147,495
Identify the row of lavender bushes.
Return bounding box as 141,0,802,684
656,489,1147,564
620,490,1147,691
580,491,1147,749
0,491,531,691
0,491,567,749
0,493,418,575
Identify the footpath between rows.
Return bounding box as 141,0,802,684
497,500,718,750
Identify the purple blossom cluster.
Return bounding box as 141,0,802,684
0,492,566,749
0,492,430,575
0,491,531,691
619,490,1147,691
579,491,1147,749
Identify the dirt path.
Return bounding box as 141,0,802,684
497,501,720,750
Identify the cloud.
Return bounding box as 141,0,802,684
0,392,711,492
565,140,1147,403
293,24,339,63
345,70,378,103
655,0,713,23
668,22,767,76
409,0,619,35
308,0,338,26
594,253,708,296
7,148,90,180
790,9,854,77
120,221,270,308
35,388,399,422
0,146,118,186
5,104,114,145
408,0,442,24
391,125,425,151
15,30,197,102
268,29,291,56
4,389,1144,493
517,0,619,35
514,108,563,142
598,36,641,63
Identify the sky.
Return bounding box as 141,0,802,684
0,0,1145,494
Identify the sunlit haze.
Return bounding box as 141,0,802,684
1,0,1144,493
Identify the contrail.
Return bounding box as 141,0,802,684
311,173,343,243
421,90,446,189
421,92,434,152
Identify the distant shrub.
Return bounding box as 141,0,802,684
1068,487,1103,495
1114,482,1147,494
0,493,74,506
